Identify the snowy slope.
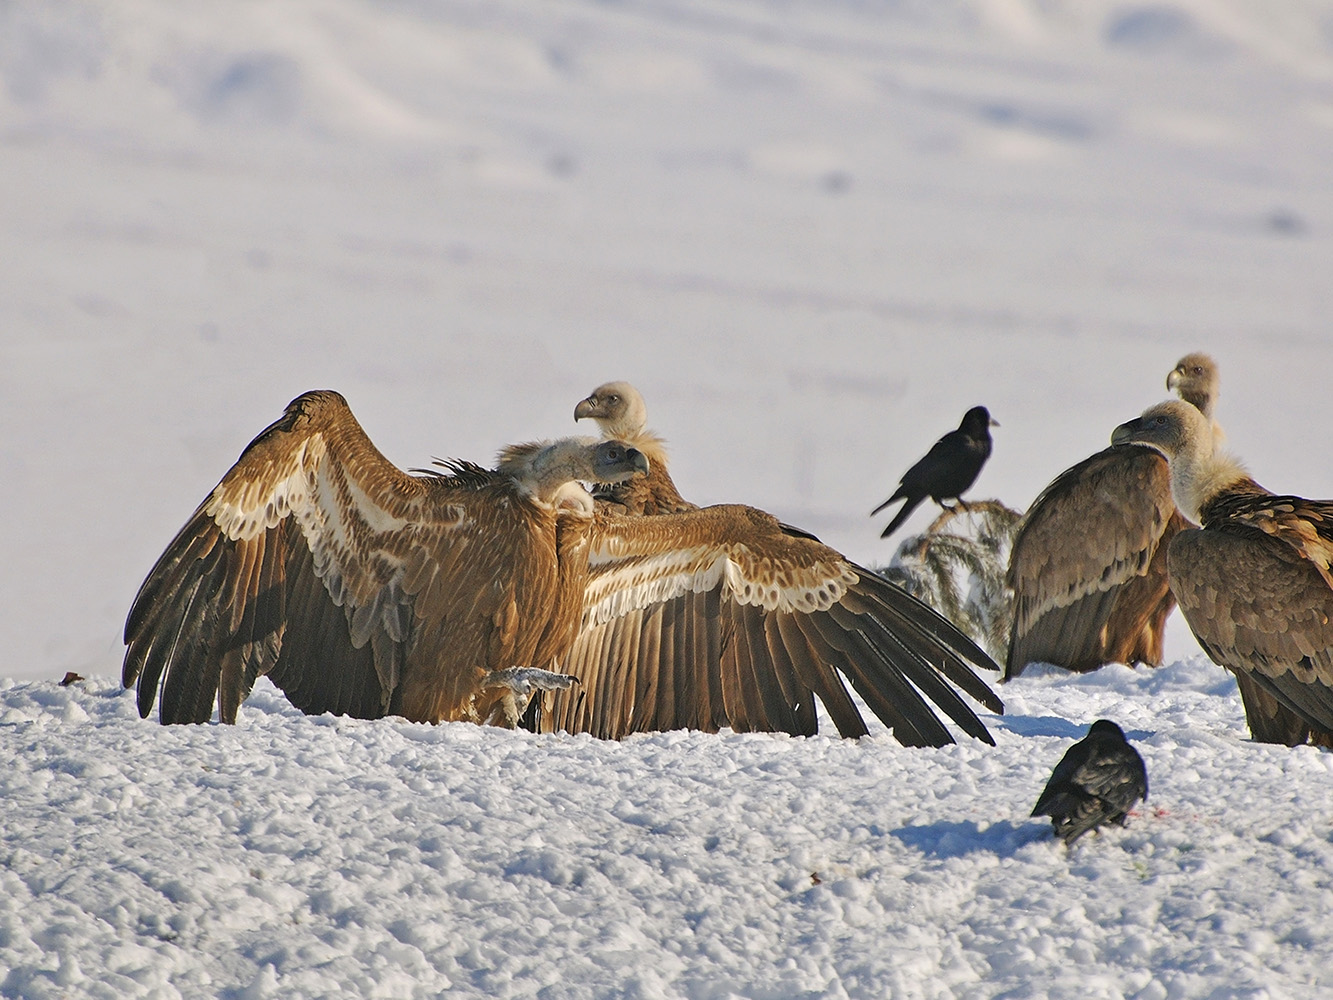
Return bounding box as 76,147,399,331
3,2,1333,995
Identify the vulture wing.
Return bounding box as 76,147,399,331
123,390,562,725
1005,445,1181,678
1169,510,1333,741
530,504,1003,746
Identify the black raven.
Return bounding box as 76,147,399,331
872,405,997,538
1031,719,1148,846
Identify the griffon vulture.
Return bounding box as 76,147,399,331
1004,353,1219,680
872,406,997,539
527,381,1004,746
123,390,650,726
127,389,1005,748
1031,719,1148,846
573,381,696,515
1111,400,1333,748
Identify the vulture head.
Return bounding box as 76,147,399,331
1166,352,1220,418
574,381,648,439
1111,400,1245,523
498,437,649,508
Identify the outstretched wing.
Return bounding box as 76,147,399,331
531,504,1002,746
123,391,523,724
1006,445,1180,678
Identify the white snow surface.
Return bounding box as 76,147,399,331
4,0,1333,996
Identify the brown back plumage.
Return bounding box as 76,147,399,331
1170,484,1333,746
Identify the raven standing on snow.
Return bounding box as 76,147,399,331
1031,719,1148,846
872,405,997,538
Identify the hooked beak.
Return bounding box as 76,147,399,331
1110,418,1140,446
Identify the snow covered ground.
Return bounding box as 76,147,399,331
5,663,1333,999
3,0,1333,996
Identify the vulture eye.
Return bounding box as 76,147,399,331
607,395,620,405
1192,366,1204,375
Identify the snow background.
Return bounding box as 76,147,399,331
3,0,1333,996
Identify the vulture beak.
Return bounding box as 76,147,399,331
574,397,598,422
592,441,650,481
990,416,1000,427
1110,417,1141,447
1166,368,1182,392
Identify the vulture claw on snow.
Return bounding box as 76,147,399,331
1031,719,1148,846
1004,353,1220,680
872,406,997,539
1111,399,1333,747
526,380,1005,747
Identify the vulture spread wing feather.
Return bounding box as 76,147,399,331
530,504,1003,746
124,390,430,723
124,390,649,725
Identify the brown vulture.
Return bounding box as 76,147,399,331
123,390,650,727
1031,719,1148,846
525,381,1004,746
125,389,1004,748
1004,353,1219,680
572,380,697,515
871,406,997,539
1111,400,1333,748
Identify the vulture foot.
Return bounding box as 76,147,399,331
481,667,578,728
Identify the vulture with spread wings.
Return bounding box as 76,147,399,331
123,390,650,727
524,381,1004,746
1004,353,1219,679
126,388,1003,748
1112,400,1333,747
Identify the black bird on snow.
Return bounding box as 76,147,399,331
1031,719,1148,846
872,405,997,538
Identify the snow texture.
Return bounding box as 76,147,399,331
3,0,1333,995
